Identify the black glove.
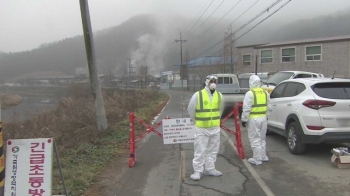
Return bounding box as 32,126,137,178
241,121,246,127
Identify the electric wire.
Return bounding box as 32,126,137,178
184,0,226,39
192,0,283,61
195,0,242,39
181,0,212,34
192,0,261,60
189,0,291,66
145,0,213,61
183,0,215,38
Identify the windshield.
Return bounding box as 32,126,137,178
265,72,294,86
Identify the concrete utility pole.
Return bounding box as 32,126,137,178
174,33,187,90
79,0,108,131
230,26,234,74
255,55,258,75
127,58,135,88
145,65,148,87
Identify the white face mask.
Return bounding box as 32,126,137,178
209,83,217,90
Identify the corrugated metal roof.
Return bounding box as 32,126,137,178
174,55,237,67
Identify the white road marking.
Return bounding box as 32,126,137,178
222,131,275,196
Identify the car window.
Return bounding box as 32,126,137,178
265,72,294,86
296,83,306,94
294,74,312,78
217,76,237,84
312,74,318,78
270,83,287,98
312,82,350,99
283,82,299,97
224,77,232,84
239,79,249,88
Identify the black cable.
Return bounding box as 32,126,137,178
184,0,227,39
195,0,242,39
192,0,261,60
191,0,291,66
181,0,212,34
183,0,215,38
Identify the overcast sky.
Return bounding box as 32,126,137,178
1,0,350,53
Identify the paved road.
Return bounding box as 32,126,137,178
113,90,350,196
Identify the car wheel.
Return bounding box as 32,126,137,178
286,122,306,154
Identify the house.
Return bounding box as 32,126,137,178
236,35,350,78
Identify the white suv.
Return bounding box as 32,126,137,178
267,78,350,154
262,71,324,93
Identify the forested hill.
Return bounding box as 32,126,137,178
0,14,157,82
1,9,350,83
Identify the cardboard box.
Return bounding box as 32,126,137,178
331,154,350,169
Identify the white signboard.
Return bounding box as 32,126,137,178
162,118,195,144
4,138,53,196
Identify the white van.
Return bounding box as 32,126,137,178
261,71,324,93
210,73,244,107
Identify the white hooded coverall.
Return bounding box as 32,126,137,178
187,86,223,173
241,75,271,162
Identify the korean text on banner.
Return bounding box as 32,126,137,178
4,138,53,196
162,118,195,144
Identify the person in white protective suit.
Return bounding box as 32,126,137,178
241,75,271,166
187,75,224,181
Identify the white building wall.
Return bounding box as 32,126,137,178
237,40,350,77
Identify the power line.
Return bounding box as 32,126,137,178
181,0,212,33
184,0,226,39
195,0,242,39
138,0,213,62
190,0,291,67
183,0,215,38
192,0,261,60
235,0,291,42
193,0,284,61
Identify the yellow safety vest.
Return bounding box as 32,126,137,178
249,88,268,118
195,89,222,128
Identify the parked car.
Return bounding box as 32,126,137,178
238,72,275,93
267,78,350,154
261,71,324,94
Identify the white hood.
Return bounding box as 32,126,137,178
249,75,261,89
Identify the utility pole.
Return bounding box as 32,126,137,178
174,33,187,90
145,65,148,87
255,55,258,75
230,26,234,74
79,0,108,131
127,58,132,88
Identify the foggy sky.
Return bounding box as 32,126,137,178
1,0,350,53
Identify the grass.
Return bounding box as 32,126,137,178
0,93,23,107
2,84,169,196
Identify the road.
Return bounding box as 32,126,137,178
112,90,350,196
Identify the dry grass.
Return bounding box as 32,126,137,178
2,84,169,196
0,93,23,107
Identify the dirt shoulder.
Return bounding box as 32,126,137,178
84,98,169,196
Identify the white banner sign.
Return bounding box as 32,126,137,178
162,118,195,144
4,138,53,196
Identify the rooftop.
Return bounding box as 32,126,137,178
237,35,350,49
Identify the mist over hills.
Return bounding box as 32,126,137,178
1,9,350,83
237,8,350,46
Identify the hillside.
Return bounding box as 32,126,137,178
1,10,350,83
